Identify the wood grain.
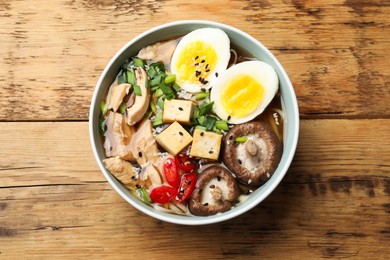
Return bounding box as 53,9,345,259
0,0,389,120
0,120,389,258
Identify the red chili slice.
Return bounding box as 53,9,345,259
163,158,180,188
150,186,178,204
176,172,197,203
174,154,196,172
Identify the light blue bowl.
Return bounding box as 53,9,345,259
89,20,299,225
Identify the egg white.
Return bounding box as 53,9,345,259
170,28,230,93
210,60,279,124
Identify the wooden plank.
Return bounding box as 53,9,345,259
0,120,389,258
0,0,389,120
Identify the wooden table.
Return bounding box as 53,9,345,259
1,0,389,258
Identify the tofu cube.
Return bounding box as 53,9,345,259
156,121,193,155
190,129,222,160
163,99,194,125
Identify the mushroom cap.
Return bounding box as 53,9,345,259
189,166,239,216
222,121,282,186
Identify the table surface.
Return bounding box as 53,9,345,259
1,0,389,259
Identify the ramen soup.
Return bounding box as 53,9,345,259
99,28,283,216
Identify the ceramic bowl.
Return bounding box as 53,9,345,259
89,20,299,225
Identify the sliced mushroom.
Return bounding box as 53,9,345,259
106,83,131,112
104,112,136,161
137,39,178,66
189,166,239,216
126,67,150,126
103,157,144,189
223,121,282,186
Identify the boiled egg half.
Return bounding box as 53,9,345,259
170,28,230,93
210,60,279,124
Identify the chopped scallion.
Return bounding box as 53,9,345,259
150,75,162,87
204,116,216,130
118,72,126,84
197,115,205,125
235,136,248,143
172,83,181,92
126,69,135,85
136,187,151,205
98,114,106,136
134,84,142,96
155,88,163,98
156,97,164,110
132,57,145,68
164,74,176,84
198,101,214,116
147,66,157,78
100,100,108,115
119,103,127,113
150,101,156,113
215,120,229,131
153,112,164,126
196,92,210,100
159,83,175,100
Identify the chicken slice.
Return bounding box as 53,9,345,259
126,67,150,126
104,112,136,161
103,157,143,189
137,39,178,66
106,83,131,112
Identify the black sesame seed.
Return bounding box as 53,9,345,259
215,72,218,77
203,203,209,206
195,70,201,77
229,135,233,140
199,189,203,194
179,131,183,136
205,69,210,72
194,62,199,66
195,56,199,60
202,80,209,85
205,64,209,69
201,88,206,92
201,59,205,63
178,107,183,111
180,187,184,193
135,184,141,189
208,150,214,154
233,140,237,145
210,185,215,188
138,151,142,157
217,176,221,181
227,115,231,121
187,180,192,185
131,176,136,180
199,77,203,83
200,132,204,136
238,159,242,164
177,195,182,199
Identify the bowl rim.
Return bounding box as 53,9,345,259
89,20,299,225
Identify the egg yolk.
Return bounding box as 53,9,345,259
174,41,216,83
221,75,264,118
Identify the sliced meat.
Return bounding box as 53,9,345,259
223,121,282,186
126,67,150,125
129,119,161,166
137,39,178,66
103,157,143,189
104,112,136,161
106,83,131,112
189,166,239,216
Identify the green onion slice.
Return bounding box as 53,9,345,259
136,187,151,205
235,136,248,143
134,84,142,96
